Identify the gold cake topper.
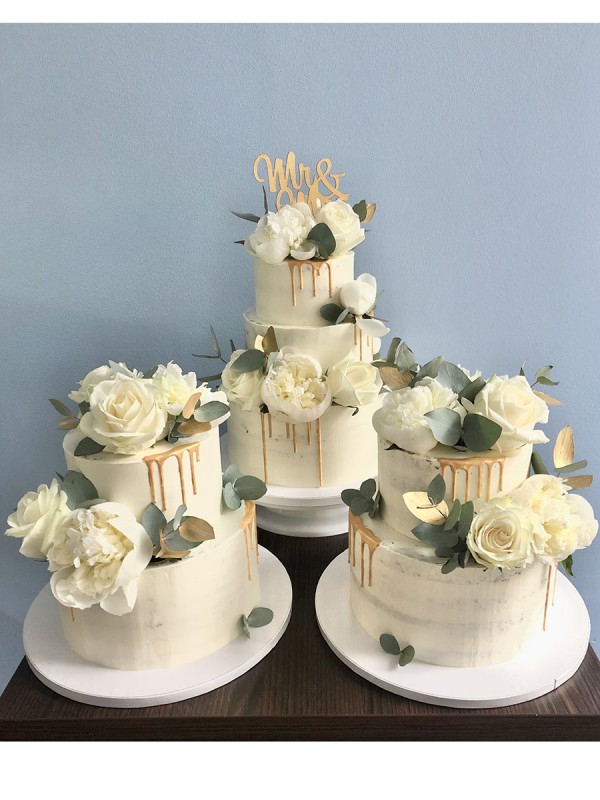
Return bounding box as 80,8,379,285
253,151,349,213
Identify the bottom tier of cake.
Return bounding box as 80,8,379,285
59,503,260,671
348,513,549,667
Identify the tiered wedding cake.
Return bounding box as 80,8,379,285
342,341,598,667
218,153,388,489
5,360,268,670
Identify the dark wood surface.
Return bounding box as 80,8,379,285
1,529,600,741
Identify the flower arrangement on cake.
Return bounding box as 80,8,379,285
342,339,598,668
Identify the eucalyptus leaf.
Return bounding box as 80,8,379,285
74,437,105,457
459,377,486,404
385,337,402,363
262,326,279,355
141,503,167,549
173,504,186,530
62,470,99,510
441,554,460,574
307,222,336,258
230,349,266,373
555,459,587,475
241,615,251,639
233,475,267,500
336,307,352,324
458,549,471,568
49,398,72,417
398,645,415,666
395,342,417,371
360,478,377,499
162,528,197,553
536,375,560,387
223,482,242,510
561,554,574,577
531,452,549,475
247,607,274,628
350,495,372,516
412,523,459,547
413,356,444,384
341,489,363,507
320,303,345,323
231,210,261,223
143,365,159,379
519,362,526,377
210,325,222,358
194,400,230,423
535,365,558,385
223,464,244,485
230,339,237,354
368,490,381,519
379,633,401,656
435,546,456,559
462,414,502,452
352,199,368,222
78,401,91,415
425,408,463,447
457,501,474,540
427,474,446,506
444,499,462,530
262,186,269,215
436,362,471,394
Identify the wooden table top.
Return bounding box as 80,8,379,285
1,529,599,741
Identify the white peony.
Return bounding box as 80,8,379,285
470,375,549,453
47,502,153,615
339,273,377,316
78,378,168,455
315,200,365,256
466,498,534,570
220,350,264,412
373,379,465,454
261,348,331,423
152,362,197,416
512,474,598,564
5,480,70,559
328,352,382,407
246,203,316,264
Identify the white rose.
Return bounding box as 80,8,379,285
47,502,153,615
315,200,365,256
153,362,197,416
78,378,168,455
373,379,465,454
220,350,264,412
68,363,141,405
471,375,549,453
261,349,331,423
329,352,382,407
466,498,534,570
5,479,70,559
246,204,316,265
339,273,377,316
512,474,598,564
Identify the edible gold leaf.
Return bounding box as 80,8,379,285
364,203,377,223
553,425,574,469
156,531,189,560
262,326,279,356
179,517,215,543
380,367,413,391
177,418,212,435
564,474,593,490
58,416,79,430
182,391,205,420
533,390,562,406
403,491,448,525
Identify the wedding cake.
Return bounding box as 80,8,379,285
214,153,388,489
5,360,269,671
342,341,598,667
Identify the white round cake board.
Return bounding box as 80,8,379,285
23,546,292,709
221,432,352,537
315,552,591,709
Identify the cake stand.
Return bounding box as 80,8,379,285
23,546,292,708
315,551,591,709
221,432,353,537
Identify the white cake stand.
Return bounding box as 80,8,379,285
23,546,292,709
316,552,591,709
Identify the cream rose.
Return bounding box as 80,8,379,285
47,502,153,615
152,362,197,416
245,203,316,264
471,375,549,453
5,480,70,559
512,475,598,563
329,352,382,407
315,200,364,256
339,273,377,316
466,498,534,570
220,350,264,411
373,379,464,454
261,349,331,423
78,378,168,455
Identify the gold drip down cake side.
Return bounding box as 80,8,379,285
225,253,383,488
348,439,548,667
59,429,260,671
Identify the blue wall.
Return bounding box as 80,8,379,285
1,24,599,691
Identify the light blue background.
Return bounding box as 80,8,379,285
1,24,599,693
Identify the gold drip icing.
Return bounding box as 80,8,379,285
348,512,381,587
258,412,323,486
241,501,259,581
354,324,358,345
143,442,201,511
287,260,333,307
551,562,558,607
268,414,273,438
292,424,297,453
359,327,363,360
260,413,269,484
316,417,323,486
70,608,76,623
286,422,290,439
307,421,312,444
437,455,506,502
543,564,553,631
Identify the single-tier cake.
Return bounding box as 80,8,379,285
5,360,268,670
215,152,388,489
342,343,598,667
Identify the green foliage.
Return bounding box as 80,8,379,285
307,222,336,258
425,408,463,446
436,362,470,394
412,356,444,384
561,554,574,577
320,303,345,323
398,645,416,667
379,633,401,655
230,349,266,373
222,464,243,485
555,459,588,475
441,554,460,574
141,504,166,552
49,398,72,417
341,479,380,518
534,365,559,387
457,501,474,540
231,210,261,223
445,499,462,530
223,481,242,510
222,466,267,509
62,470,100,510
143,365,159,379
458,377,486,404
74,437,105,457
531,451,549,475
412,523,459,548
352,199,368,221
193,400,230,423
427,474,446,506
241,607,274,638
462,413,502,452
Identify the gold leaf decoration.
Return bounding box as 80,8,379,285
177,418,212,435
380,367,413,391
553,425,574,469
564,474,593,490
179,517,215,543
262,326,279,356
156,531,189,560
58,416,79,430
181,391,205,420
403,491,448,525
533,390,562,406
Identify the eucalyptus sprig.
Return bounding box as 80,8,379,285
141,502,215,560
520,363,561,406
241,607,274,638
341,478,381,518
222,465,267,510
379,634,415,667
192,326,236,382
